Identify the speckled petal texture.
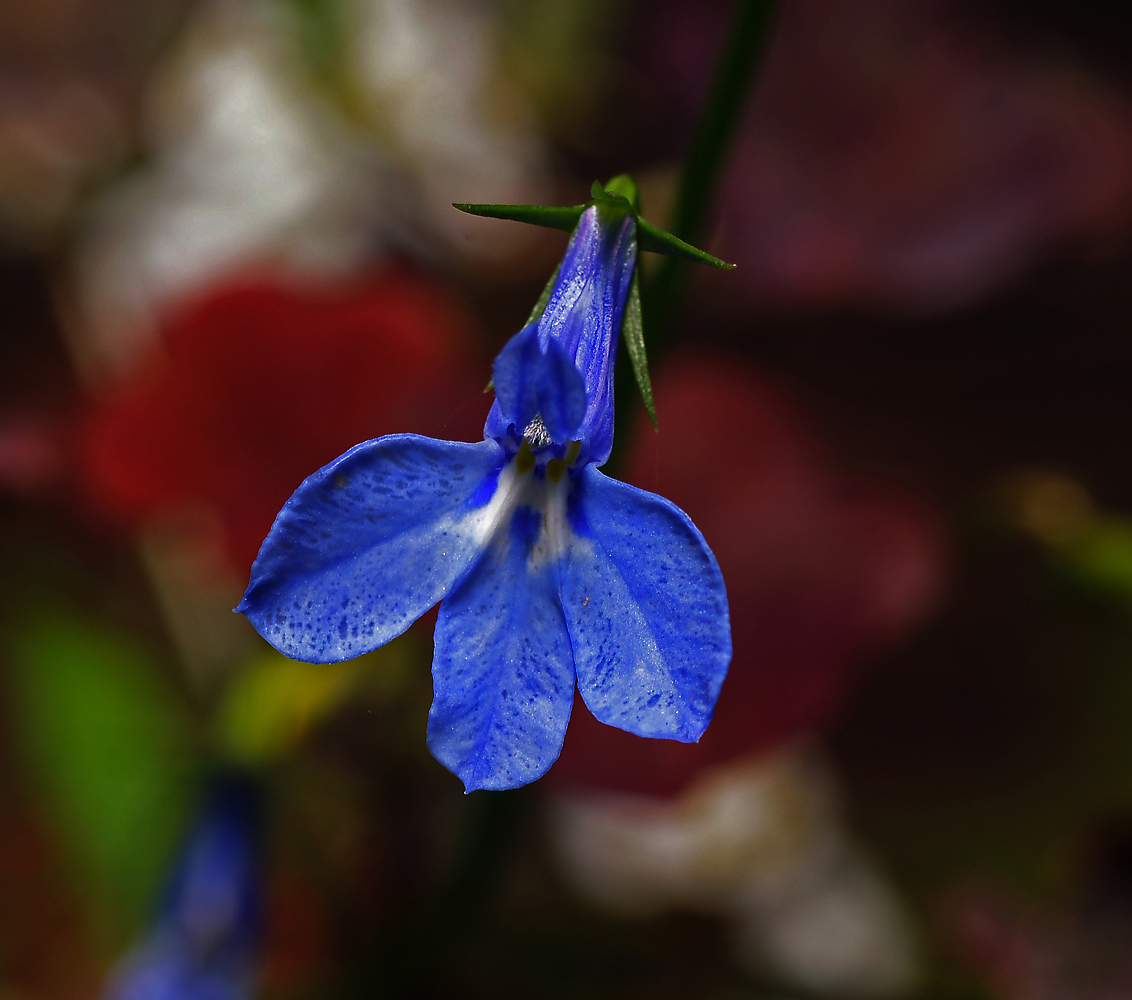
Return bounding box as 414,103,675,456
238,434,506,663
561,466,731,742
428,506,576,792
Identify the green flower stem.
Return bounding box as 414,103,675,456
612,0,778,460
645,0,777,347
351,789,531,997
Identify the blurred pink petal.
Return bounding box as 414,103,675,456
652,0,1132,311
0,414,66,493
79,270,488,572
948,888,1132,999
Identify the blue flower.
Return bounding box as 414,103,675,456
103,776,262,1000
238,199,732,792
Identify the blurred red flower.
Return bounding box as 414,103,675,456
80,270,488,570
552,357,945,796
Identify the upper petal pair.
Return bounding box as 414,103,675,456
482,206,638,464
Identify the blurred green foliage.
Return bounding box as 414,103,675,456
6,613,195,940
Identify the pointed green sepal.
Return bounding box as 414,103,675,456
637,217,735,269
621,265,657,428
452,202,586,232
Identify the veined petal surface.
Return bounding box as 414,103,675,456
489,324,541,437
487,323,587,445
561,466,731,742
534,339,587,443
537,207,636,465
428,504,575,792
238,435,507,663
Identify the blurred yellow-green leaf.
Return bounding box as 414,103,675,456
1062,518,1132,603
1000,471,1132,605
215,637,414,765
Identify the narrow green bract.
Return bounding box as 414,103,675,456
526,263,562,326
622,266,656,427
452,202,585,232
637,217,735,270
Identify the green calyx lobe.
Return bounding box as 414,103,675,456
456,175,732,429
453,175,732,269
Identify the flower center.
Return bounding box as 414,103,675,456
522,415,553,450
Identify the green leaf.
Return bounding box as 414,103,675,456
525,263,562,326
7,613,194,935
621,266,656,428
452,202,585,232
636,217,735,269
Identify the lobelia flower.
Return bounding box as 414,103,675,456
103,775,263,1000
238,179,734,791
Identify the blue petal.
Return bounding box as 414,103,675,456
487,325,585,444
490,323,540,435
537,207,636,465
105,942,250,1000
535,339,586,442
165,777,260,950
428,506,575,792
560,466,731,742
238,435,506,663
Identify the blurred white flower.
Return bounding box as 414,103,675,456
73,0,381,378
352,0,550,258
70,0,550,380
551,747,920,996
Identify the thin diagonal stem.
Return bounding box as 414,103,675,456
646,0,777,345
612,0,777,462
